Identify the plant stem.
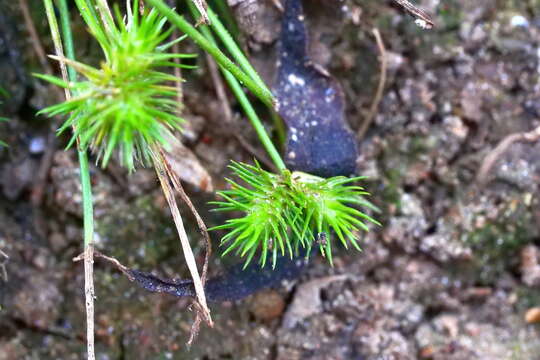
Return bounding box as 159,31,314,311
57,0,77,82
188,4,286,171
226,70,286,171
78,149,95,360
271,109,287,150
144,0,275,108
209,0,240,43
47,1,96,359
205,7,271,97
205,5,287,146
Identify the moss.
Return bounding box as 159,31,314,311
515,286,540,312
379,135,435,212
438,0,463,31
464,201,535,284
381,167,403,210
95,194,181,268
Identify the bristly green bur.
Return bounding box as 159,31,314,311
36,1,195,171
210,161,380,269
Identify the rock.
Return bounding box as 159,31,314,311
13,272,62,329
282,275,347,329
493,143,540,191
383,193,429,254
460,82,484,122
443,116,469,140
520,245,540,287
194,141,230,177
181,114,206,144
420,231,472,263
50,151,115,218
1,157,36,200
163,141,214,192
415,301,540,359
525,307,540,324
227,0,281,45
356,327,415,360
419,345,436,358
126,169,156,196
249,289,285,321
28,136,46,154
0,339,28,360
48,232,68,253
434,314,459,338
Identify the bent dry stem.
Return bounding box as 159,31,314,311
153,151,212,326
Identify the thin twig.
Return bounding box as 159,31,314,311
84,244,95,358
206,53,233,122
358,28,387,140
74,250,133,279
153,151,213,329
476,125,540,184
162,13,212,341
160,149,211,286
392,0,434,29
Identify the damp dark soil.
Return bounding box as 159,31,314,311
1,1,540,359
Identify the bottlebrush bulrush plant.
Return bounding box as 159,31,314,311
36,0,195,170
211,161,380,268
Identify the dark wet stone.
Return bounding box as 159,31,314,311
274,0,358,177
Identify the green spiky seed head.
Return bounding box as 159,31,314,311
210,161,380,269
36,1,195,171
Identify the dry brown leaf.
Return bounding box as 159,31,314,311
163,141,214,192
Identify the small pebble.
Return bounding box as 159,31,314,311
420,345,436,358
249,290,285,321
415,19,433,30
29,136,46,154
525,307,540,324
510,15,529,28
